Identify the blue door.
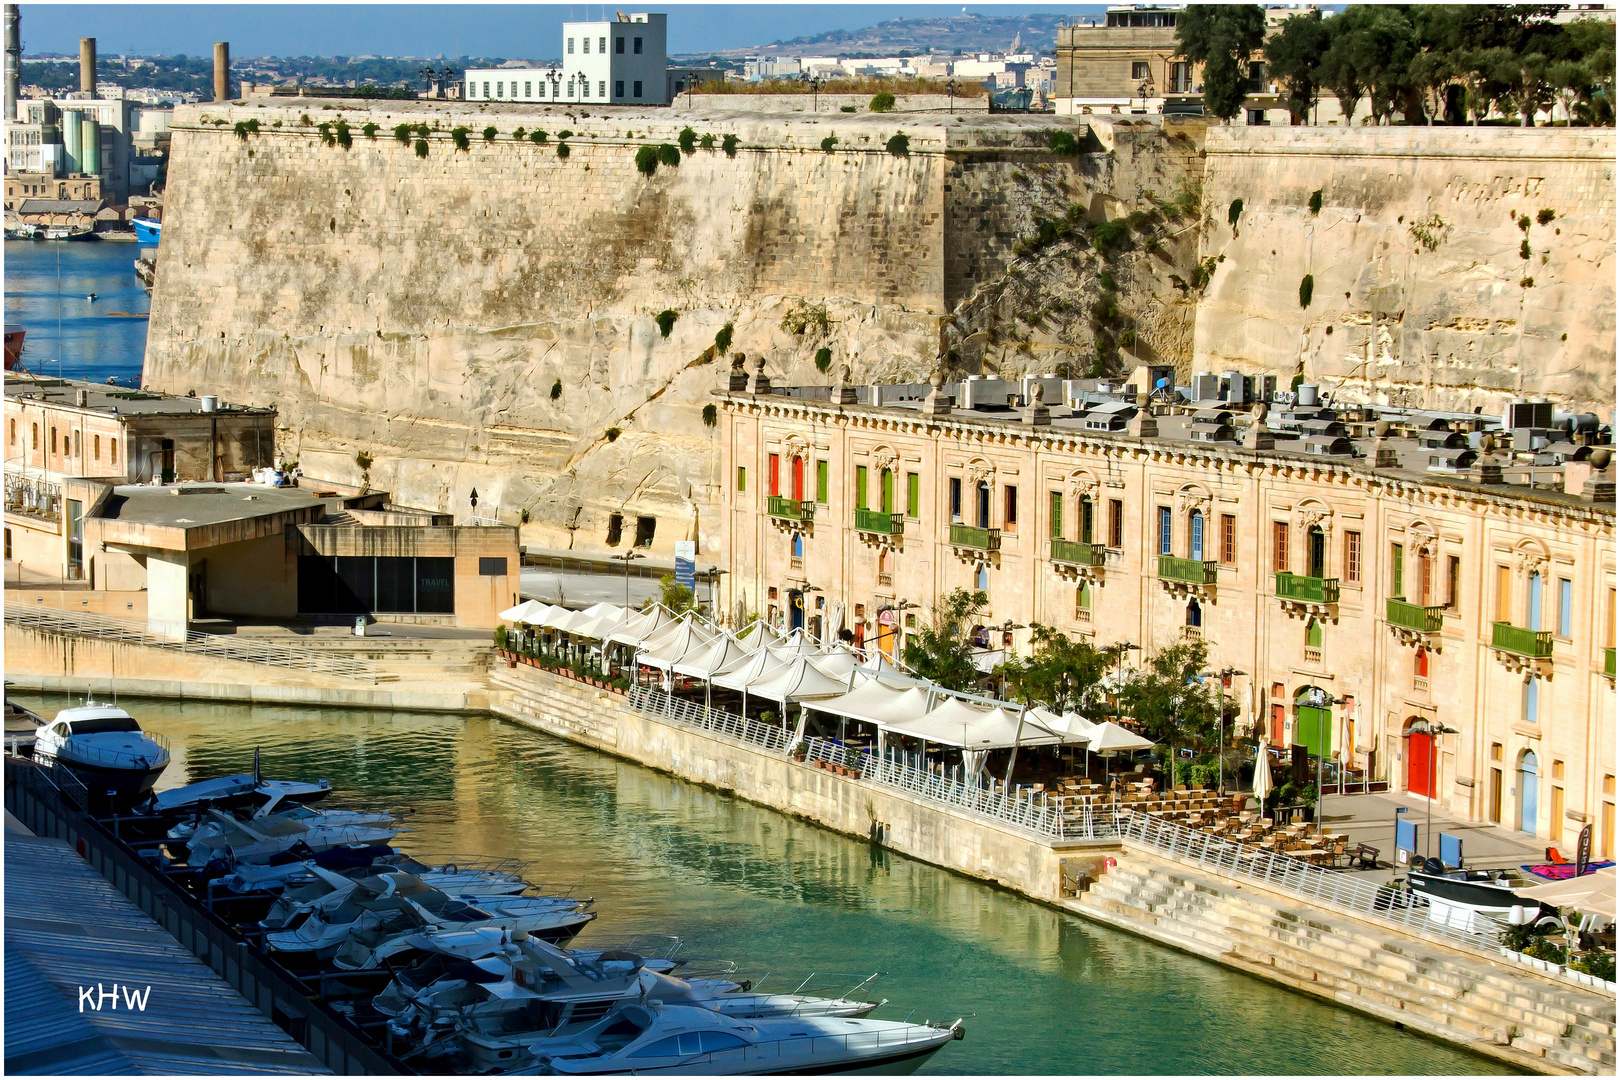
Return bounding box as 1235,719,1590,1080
1529,572,1543,629
1520,750,1539,834
1189,511,1205,561
789,590,805,632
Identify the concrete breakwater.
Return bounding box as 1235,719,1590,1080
490,662,1614,1075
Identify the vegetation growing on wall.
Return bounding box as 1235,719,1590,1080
1308,188,1323,215
451,126,471,151
482,125,498,142
635,145,660,177
1299,273,1314,308
655,309,679,337
869,91,896,112
414,138,429,158
886,132,910,156
393,122,412,144
702,404,718,427
780,300,831,338
657,143,681,167
821,134,839,152
715,322,735,354
815,347,833,373
678,126,697,154
721,134,741,157
1047,129,1079,155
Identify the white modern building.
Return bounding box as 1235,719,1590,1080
464,12,677,105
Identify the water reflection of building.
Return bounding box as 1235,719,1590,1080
717,376,1616,853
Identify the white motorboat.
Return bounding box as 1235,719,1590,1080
1408,861,1556,934
180,804,401,865
378,932,884,1070
261,865,585,932
33,704,170,801
265,872,591,966
518,1001,963,1075
147,774,331,817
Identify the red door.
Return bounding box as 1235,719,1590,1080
1270,704,1285,746
1408,729,1434,798
791,457,804,502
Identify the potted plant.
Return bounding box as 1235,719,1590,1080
792,740,809,763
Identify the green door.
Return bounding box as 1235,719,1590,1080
1296,705,1330,758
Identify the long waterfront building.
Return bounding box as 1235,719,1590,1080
716,375,1617,855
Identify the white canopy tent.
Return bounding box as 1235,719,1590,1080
735,620,780,651
634,612,713,656
636,618,719,672
498,599,549,623
884,698,1062,751
811,645,863,682
604,605,676,649
769,629,823,659
808,680,935,728
671,633,753,681
710,646,792,694
569,604,631,641
518,603,566,626
1027,707,1098,746
740,656,853,705
1087,721,1155,754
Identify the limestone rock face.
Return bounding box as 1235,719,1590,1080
145,103,1060,554
1195,126,1615,416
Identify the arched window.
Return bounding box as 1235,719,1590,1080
791,533,804,559
975,563,990,591
1077,582,1092,620
1189,510,1205,561
1306,618,1323,648
1414,649,1429,678
877,548,892,585
1080,496,1095,544
1186,598,1202,627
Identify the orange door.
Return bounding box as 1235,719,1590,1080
1408,730,1434,798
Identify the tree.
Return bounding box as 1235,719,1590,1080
1499,50,1555,125
901,588,988,692
1264,8,1331,124
1319,4,1418,125
1176,5,1266,122
647,574,698,615
995,625,1111,716
1116,640,1228,756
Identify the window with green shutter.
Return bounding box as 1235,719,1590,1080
856,465,868,510
1081,497,1094,544
906,472,919,518
816,459,829,504
1049,491,1064,539
1391,543,1404,597
736,466,746,493
880,469,894,514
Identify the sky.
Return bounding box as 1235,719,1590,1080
18,4,1112,59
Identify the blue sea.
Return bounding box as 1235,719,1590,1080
4,239,153,384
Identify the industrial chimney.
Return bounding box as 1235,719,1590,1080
79,36,95,96
213,41,229,101
3,5,20,122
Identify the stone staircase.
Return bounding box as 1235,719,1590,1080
1074,853,1615,1075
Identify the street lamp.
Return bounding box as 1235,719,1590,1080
946,78,958,113
1302,687,1348,830
1204,667,1245,796
1138,79,1150,114
1412,718,1458,861
706,565,729,615
808,75,824,113
611,550,645,608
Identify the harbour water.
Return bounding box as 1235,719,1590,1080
3,240,152,384
9,691,1509,1076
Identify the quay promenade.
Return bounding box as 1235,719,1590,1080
4,604,1614,1073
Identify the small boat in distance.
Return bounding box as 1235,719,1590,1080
42,225,97,241
4,324,25,370
33,703,171,802
132,217,162,244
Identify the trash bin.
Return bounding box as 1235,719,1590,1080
353,616,366,637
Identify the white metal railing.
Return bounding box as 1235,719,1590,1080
5,606,380,681
626,684,791,755
1115,808,1505,957
804,737,1115,842
52,730,170,771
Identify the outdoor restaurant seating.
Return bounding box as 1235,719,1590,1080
1115,787,1373,870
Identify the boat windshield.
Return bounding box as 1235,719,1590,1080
69,716,142,735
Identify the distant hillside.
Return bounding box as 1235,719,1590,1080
677,12,1072,60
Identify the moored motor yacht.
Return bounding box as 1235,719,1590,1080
146,774,332,817
517,1001,963,1075
1408,860,1556,934
179,803,401,865
33,704,170,802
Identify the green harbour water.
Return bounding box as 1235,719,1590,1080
11,691,1511,1076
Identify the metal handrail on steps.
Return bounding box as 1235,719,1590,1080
1114,808,1508,960
625,684,791,754
802,736,1117,842
5,606,380,682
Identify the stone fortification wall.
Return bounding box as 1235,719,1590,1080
1195,126,1615,415
144,102,1064,553
673,93,988,114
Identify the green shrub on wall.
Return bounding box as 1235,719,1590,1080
886,132,909,156
678,126,697,154
635,145,659,177
869,91,896,112
1299,274,1314,308
655,310,679,337
414,138,429,158
1308,188,1323,215
657,143,680,167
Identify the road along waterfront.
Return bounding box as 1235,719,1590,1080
8,689,1512,1075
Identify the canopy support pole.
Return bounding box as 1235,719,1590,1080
1003,705,1028,788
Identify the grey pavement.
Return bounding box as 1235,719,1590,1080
520,567,666,609
1320,789,1549,875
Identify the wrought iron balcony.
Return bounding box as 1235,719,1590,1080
1276,572,1340,605
949,523,1001,551
766,496,815,523
1491,622,1553,659
1158,555,1217,585
854,508,904,535
1051,538,1106,567
1386,597,1444,635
